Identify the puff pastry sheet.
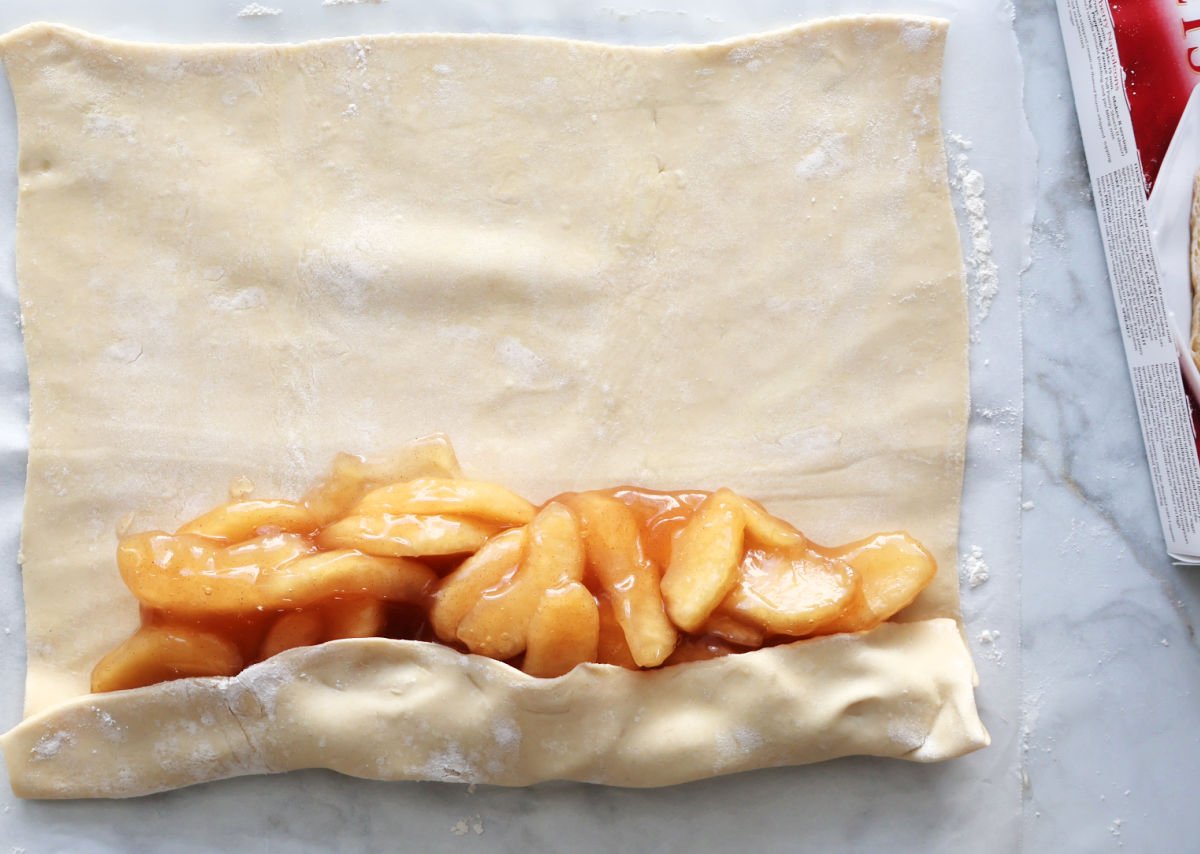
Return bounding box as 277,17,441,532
0,18,986,797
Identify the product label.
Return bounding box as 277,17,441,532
1060,0,1200,560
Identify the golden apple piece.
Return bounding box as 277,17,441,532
119,530,434,614
456,502,584,660
430,527,525,642
663,635,739,667
660,489,745,633
91,626,244,693
812,583,874,636
302,435,463,524
563,492,678,667
701,613,765,648
257,550,436,610
214,532,318,576
523,582,600,678
324,597,387,640
259,610,324,660
722,547,858,636
316,513,498,557
303,453,380,526
596,597,639,669
177,499,318,541
118,531,310,613
812,532,937,635
737,496,805,549
354,478,536,526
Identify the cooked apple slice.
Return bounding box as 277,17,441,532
259,610,324,660
456,502,584,660
811,532,937,635
563,492,677,667
595,596,639,669
324,597,387,640
737,496,805,549
523,582,600,678
91,626,244,693
302,435,463,524
178,499,318,541
701,613,764,648
354,478,536,526
660,489,745,632
119,531,435,614
721,547,857,636
316,513,497,557
662,635,740,666
258,550,435,610
430,527,525,642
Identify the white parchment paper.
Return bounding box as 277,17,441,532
0,1,1032,850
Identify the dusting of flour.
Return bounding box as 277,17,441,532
236,3,282,16
714,725,763,767
947,132,999,326
977,629,1003,664
961,544,990,589
793,133,849,181
900,21,934,51
208,287,267,312
450,815,484,836
31,729,74,761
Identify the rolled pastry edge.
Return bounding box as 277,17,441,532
2,617,988,798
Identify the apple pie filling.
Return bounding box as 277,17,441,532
93,450,936,692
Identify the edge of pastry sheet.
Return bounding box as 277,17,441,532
2,620,986,798
0,15,988,797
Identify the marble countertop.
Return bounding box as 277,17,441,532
0,0,1195,850
1018,1,1200,849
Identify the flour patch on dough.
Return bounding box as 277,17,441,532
422,743,478,782
227,654,301,721
298,248,378,313
86,706,127,744
794,133,849,181
104,339,143,364
726,45,753,63
30,729,73,760
714,725,763,767
490,715,521,751
40,463,70,498
440,324,483,345
347,40,371,73
900,22,935,51
886,704,927,752
83,111,136,144
144,54,185,82
762,426,844,470
208,287,267,312
495,336,567,391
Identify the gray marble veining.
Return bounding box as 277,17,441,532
1019,1,1200,849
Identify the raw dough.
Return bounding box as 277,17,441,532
0,17,985,797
